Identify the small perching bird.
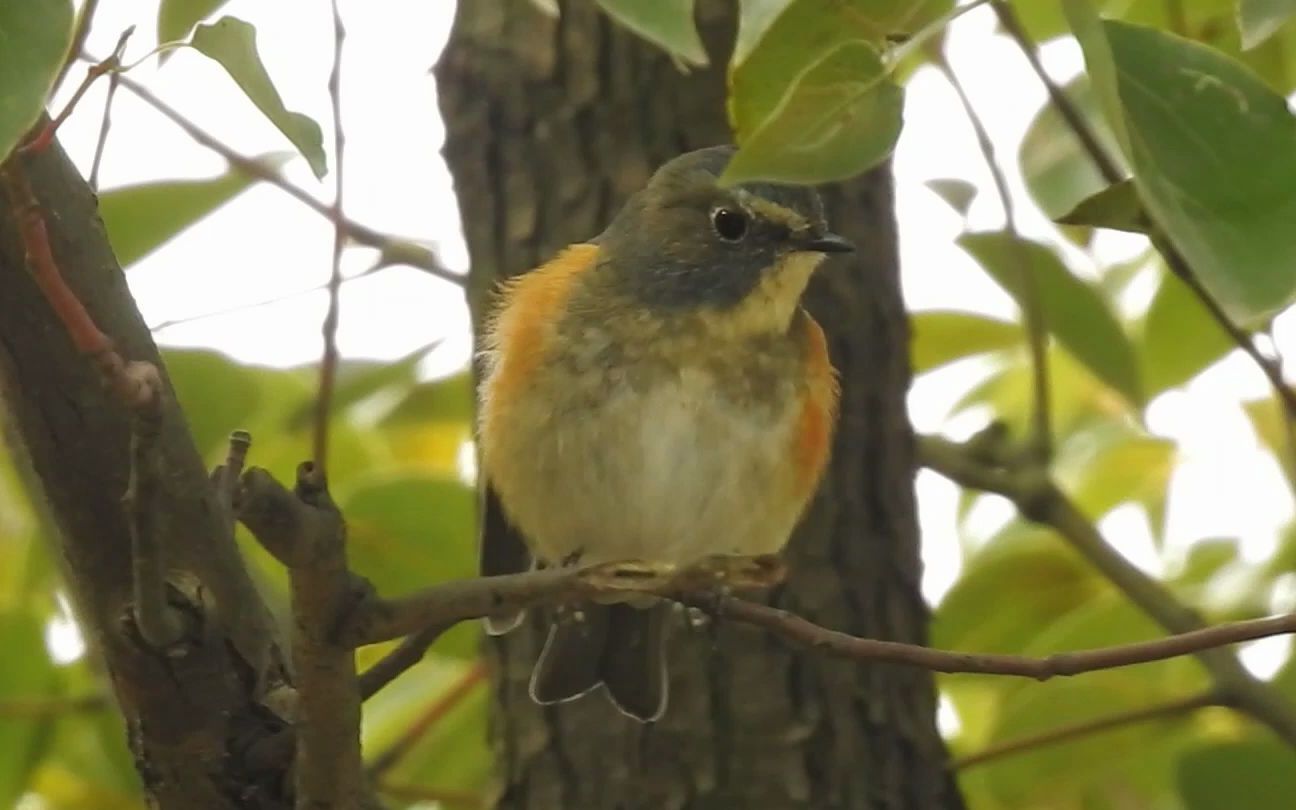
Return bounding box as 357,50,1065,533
476,145,849,721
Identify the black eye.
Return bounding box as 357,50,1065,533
711,207,748,242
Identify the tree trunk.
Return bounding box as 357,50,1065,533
0,142,293,810
435,2,964,809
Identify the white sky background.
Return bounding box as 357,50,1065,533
47,1,1296,678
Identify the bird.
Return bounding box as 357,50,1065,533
475,145,849,722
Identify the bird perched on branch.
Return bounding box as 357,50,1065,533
476,145,849,722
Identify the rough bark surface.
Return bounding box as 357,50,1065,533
435,2,964,809
0,143,292,810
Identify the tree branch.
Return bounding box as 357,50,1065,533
357,620,455,700
95,60,463,287
919,434,1296,746
952,690,1221,769
313,0,347,475
236,465,366,808
936,51,1052,461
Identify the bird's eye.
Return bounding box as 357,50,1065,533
710,207,748,242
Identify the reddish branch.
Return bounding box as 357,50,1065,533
366,661,486,777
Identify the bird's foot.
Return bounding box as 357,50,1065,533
686,553,787,591
577,559,679,592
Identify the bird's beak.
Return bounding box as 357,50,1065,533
797,232,855,254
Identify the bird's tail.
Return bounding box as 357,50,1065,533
529,602,669,722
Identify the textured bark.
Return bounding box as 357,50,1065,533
0,143,293,809
435,2,964,809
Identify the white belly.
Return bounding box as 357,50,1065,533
486,364,806,568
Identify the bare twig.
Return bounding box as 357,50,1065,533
149,258,390,333
367,661,486,777
953,691,1221,769
919,435,1296,746
94,59,463,287
52,0,103,95
936,51,1052,461
313,0,348,473
237,464,366,808
25,29,132,157
88,66,121,190
358,621,455,700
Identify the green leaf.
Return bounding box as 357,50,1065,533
722,40,903,185
157,0,230,46
1140,267,1235,394
99,154,289,268
161,348,264,458
925,178,978,217
1055,179,1146,233
190,17,327,178
1018,76,1127,220
1177,739,1296,809
910,310,1020,374
0,612,59,807
0,0,73,161
1065,7,1296,324
380,372,474,427
733,0,952,67
1059,423,1176,521
596,0,707,65
285,345,436,430
958,231,1143,406
1239,0,1296,49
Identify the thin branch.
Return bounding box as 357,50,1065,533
366,661,486,778
358,621,454,700
919,435,1296,747
936,51,1052,461
237,464,366,808
953,691,1221,770
313,0,347,473
52,0,103,96
95,59,464,287
88,67,121,190
25,29,132,157
990,1,1124,186
993,0,1296,440
148,258,390,333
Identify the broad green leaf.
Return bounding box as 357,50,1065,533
0,612,59,807
99,154,289,268
596,0,707,65
161,348,263,458
733,0,952,69
1242,396,1296,487
1065,7,1296,323
1239,0,1296,49
286,345,436,429
925,178,977,217
958,231,1143,406
933,527,1103,655
0,0,73,161
157,0,230,46
381,372,474,426
1140,268,1235,394
979,596,1206,809
1059,423,1176,521
910,310,1020,374
1055,179,1146,233
1174,538,1240,586
1018,76,1127,220
1177,739,1296,809
190,17,327,178
723,40,903,185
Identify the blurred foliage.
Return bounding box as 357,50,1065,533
5,0,1296,807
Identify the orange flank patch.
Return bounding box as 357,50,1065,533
482,243,599,429
792,315,839,498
